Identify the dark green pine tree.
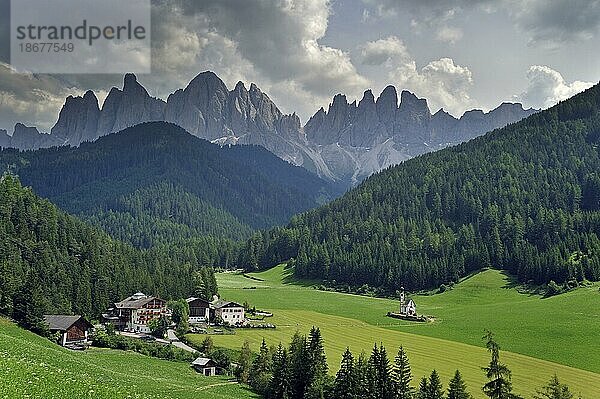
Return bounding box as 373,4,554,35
533,375,574,399
306,327,329,399
392,346,414,399
270,343,291,399
378,344,394,399
354,351,370,399
288,331,309,399
417,377,429,399
482,331,522,399
333,347,357,399
368,343,394,399
12,272,48,336
366,344,380,399
447,370,472,399
426,370,444,399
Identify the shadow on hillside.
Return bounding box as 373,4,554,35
281,265,319,287
500,270,543,297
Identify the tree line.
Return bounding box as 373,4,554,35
237,84,600,292
236,329,577,399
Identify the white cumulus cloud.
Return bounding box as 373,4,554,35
361,36,408,66
518,65,595,109
361,36,474,116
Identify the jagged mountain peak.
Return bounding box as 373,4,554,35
377,85,398,105
6,71,538,186
123,73,139,90
82,90,98,102
233,80,247,92
360,89,375,104
399,90,428,109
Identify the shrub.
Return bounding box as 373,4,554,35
545,280,563,297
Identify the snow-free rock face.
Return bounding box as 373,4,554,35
51,91,101,145
4,71,537,186
305,88,536,185
99,73,166,136
164,71,228,139
0,129,10,148
9,123,63,150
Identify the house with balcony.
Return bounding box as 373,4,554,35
103,292,167,333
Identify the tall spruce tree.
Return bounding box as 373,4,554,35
306,327,330,399
426,370,444,399
482,331,522,399
333,347,357,399
392,345,414,399
533,375,574,399
354,351,370,399
12,272,48,336
368,343,394,399
288,331,309,399
270,343,291,399
417,377,429,399
447,370,472,399
367,344,380,399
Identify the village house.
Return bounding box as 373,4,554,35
191,357,218,376
43,315,92,347
186,297,210,324
212,299,245,325
103,292,167,333
399,288,417,316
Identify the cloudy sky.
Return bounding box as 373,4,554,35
0,0,599,133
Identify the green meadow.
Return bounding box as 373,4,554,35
191,265,600,398
0,318,257,399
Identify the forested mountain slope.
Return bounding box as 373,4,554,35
0,122,341,247
243,83,600,291
0,175,220,330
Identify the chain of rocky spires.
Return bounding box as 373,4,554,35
0,72,536,185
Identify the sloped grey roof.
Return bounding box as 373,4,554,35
43,315,90,331
192,357,215,367
212,300,243,309
115,293,164,309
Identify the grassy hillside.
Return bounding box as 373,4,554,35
0,318,257,399
193,265,600,398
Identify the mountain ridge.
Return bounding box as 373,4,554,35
0,121,341,247
0,72,537,186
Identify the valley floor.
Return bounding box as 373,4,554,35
195,265,600,399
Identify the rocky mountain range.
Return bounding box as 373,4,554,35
0,72,536,186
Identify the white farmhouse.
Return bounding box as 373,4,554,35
212,300,245,325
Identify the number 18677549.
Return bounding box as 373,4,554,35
18,42,74,52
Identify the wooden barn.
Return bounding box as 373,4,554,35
186,297,211,324
43,315,92,347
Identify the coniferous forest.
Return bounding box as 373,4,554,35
0,175,218,331
240,83,600,291
0,122,342,248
